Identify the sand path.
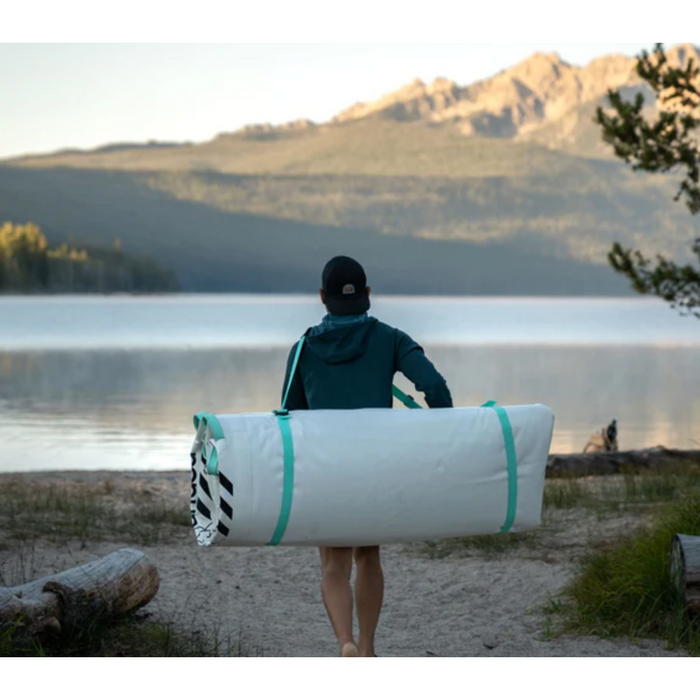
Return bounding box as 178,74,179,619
0,471,685,657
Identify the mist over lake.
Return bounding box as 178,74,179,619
0,294,698,473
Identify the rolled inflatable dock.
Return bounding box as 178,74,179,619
190,403,555,547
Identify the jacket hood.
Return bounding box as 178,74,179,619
305,317,378,364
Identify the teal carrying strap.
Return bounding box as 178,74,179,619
281,336,306,411
481,402,518,533
392,385,423,409
267,413,295,546
271,334,422,544
268,334,307,546
270,333,518,543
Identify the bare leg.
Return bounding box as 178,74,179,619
354,546,383,657
319,547,358,656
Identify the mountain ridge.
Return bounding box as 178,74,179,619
2,44,699,296
6,44,698,163
228,43,699,143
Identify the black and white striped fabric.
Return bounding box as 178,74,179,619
190,418,234,546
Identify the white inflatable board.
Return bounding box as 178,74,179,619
190,403,554,547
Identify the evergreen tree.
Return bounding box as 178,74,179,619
595,43,700,317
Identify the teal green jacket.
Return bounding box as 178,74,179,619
281,315,453,410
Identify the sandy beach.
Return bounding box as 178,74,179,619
0,470,687,657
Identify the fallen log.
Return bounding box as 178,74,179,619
670,535,700,616
0,548,159,643
546,447,700,478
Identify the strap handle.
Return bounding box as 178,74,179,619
392,385,423,409
391,392,499,411
280,336,306,412
193,411,225,475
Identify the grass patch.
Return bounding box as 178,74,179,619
1,611,259,657
543,478,588,509
544,467,700,514
0,478,191,546
551,494,700,655
621,470,700,503
418,531,538,559
415,467,700,561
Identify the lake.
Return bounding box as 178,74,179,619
1,294,699,472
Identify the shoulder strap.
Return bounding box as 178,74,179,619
281,334,307,411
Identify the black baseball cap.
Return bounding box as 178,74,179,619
321,256,370,316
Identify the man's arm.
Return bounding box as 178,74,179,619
395,330,453,408
281,342,309,411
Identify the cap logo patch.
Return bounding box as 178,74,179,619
342,284,355,295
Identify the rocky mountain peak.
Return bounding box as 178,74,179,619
226,44,699,142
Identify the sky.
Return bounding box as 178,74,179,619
1,42,697,159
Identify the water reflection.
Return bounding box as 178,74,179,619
0,344,698,472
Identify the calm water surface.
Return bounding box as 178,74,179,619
1,295,699,472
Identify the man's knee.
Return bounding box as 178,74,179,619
353,546,381,566
320,547,353,578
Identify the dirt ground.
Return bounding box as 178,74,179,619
0,471,687,657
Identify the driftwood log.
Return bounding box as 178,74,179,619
547,447,700,478
0,548,159,642
670,535,700,616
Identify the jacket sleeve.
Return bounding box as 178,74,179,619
394,330,453,408
281,341,309,411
